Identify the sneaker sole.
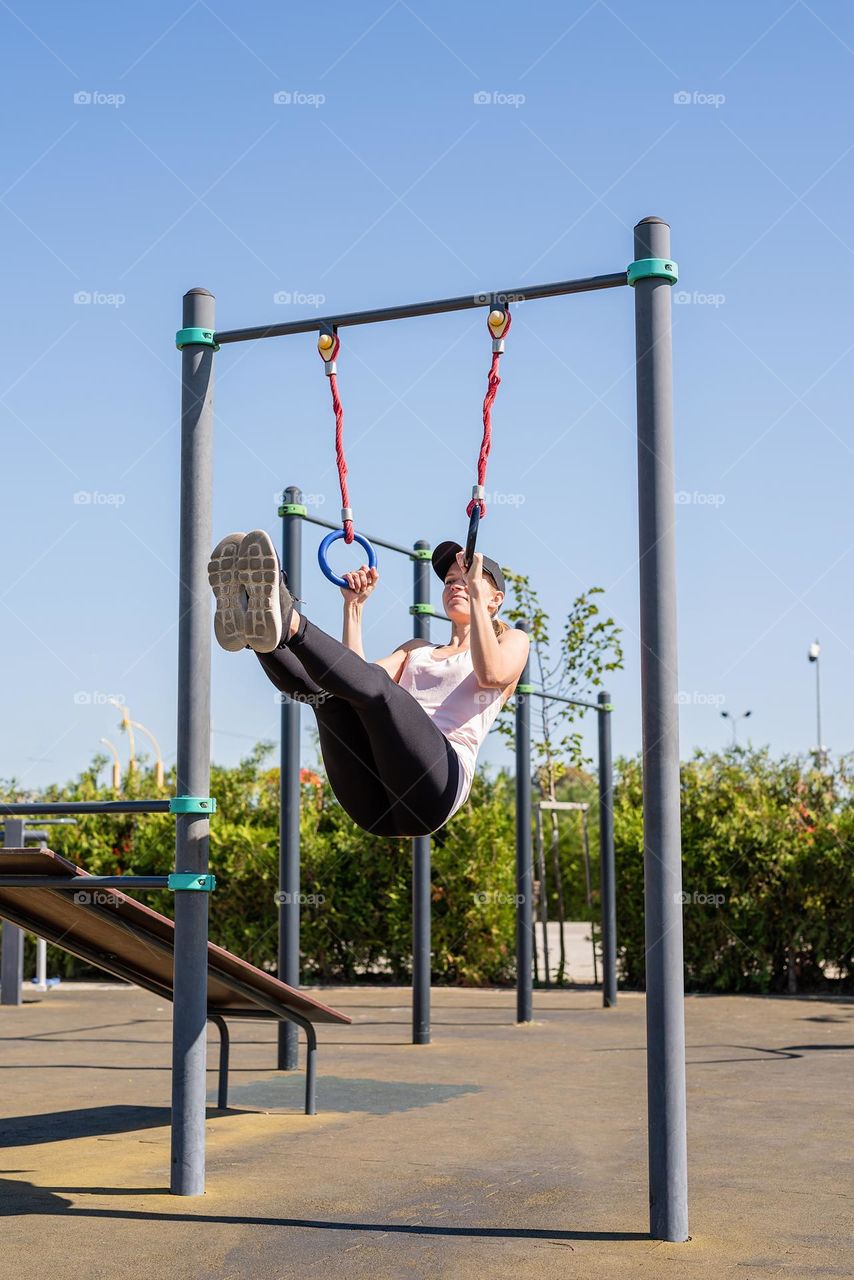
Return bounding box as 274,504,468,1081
208,532,248,652
238,530,283,653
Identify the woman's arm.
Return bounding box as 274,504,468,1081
339,564,378,657
342,600,366,658
463,552,530,688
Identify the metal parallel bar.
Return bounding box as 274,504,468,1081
538,802,589,812
411,540,432,1046
633,217,688,1242
278,486,303,1073
295,509,417,560
515,622,533,1024
0,801,171,816
523,690,607,713
0,876,171,890
208,1015,230,1110
214,271,629,345
1,818,25,1005
171,288,215,1197
598,690,617,1008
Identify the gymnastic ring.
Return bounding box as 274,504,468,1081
317,529,378,589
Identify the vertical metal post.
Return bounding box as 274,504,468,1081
279,485,303,1070
597,692,617,1007
515,622,533,1023
633,217,688,1241
171,288,215,1197
1,819,25,1005
411,540,432,1045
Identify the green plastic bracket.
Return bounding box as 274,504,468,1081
278,503,308,518
175,327,220,351
169,796,217,815
410,548,433,561
516,683,535,694
167,873,216,892
627,258,679,287
409,603,436,616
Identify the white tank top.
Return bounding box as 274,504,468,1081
398,644,505,821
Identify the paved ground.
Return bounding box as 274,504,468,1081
1,983,852,1279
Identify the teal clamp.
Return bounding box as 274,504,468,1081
409,603,436,616
175,327,220,351
278,502,308,518
410,548,433,561
168,873,216,892
626,258,679,287
169,796,217,815
516,683,535,694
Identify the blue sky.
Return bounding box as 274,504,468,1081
2,1,851,790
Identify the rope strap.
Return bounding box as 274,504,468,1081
466,307,511,523
318,329,354,544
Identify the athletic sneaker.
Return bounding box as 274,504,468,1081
208,532,248,652
238,529,298,652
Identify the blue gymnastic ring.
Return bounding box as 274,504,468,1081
317,529,378,589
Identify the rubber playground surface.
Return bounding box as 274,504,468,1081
1,984,851,1279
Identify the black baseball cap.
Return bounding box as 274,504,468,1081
431,541,506,603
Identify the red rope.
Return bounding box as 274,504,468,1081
320,333,354,545
466,310,511,522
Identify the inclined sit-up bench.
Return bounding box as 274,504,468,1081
0,847,350,1114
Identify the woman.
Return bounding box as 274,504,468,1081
208,529,529,838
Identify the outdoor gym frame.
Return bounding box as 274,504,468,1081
0,217,683,1232
171,215,687,1239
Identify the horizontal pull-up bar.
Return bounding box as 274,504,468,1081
213,271,629,346
516,686,613,713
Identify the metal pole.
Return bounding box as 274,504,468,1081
171,288,215,1197
1,818,25,1005
412,540,432,1045
633,217,688,1241
597,692,617,1007
278,485,303,1070
815,653,822,760
515,621,533,1023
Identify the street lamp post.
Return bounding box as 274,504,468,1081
808,641,826,768
720,709,752,746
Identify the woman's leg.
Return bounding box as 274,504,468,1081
255,646,407,837
284,616,460,835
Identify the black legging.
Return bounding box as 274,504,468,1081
254,614,461,837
